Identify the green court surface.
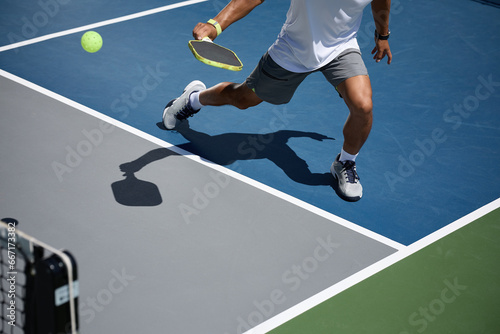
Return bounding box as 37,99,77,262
270,208,500,334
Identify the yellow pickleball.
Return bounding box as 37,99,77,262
81,31,103,53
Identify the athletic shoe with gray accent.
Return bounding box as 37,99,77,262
163,80,206,129
331,154,363,202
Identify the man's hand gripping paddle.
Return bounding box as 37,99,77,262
188,37,243,71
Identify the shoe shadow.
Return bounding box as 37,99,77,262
112,120,336,206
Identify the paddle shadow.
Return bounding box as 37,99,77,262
111,172,163,206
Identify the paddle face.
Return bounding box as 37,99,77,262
188,39,243,71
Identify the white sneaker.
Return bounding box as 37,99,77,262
162,80,206,129
331,154,363,201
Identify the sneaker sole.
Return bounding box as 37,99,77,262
162,99,177,129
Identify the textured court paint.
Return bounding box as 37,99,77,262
1,0,499,245
0,68,403,250
1,1,499,332
0,0,207,48
269,208,500,334
0,0,207,52
0,75,397,334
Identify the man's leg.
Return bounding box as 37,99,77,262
330,74,372,201
335,75,373,156
164,52,299,130
199,82,263,110
163,81,262,129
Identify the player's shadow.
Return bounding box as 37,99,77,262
169,121,336,186
112,121,336,206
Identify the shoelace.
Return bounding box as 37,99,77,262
342,160,360,183
176,103,199,120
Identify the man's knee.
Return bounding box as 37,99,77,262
353,97,373,115
337,75,372,116
344,92,372,117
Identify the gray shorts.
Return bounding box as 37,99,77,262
245,48,368,105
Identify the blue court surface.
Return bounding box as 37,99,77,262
1,0,500,333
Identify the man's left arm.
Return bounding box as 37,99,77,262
371,0,392,64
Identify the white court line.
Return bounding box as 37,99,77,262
0,68,404,252
245,197,500,334
0,0,207,53
3,38,499,333
4,2,497,333
0,0,403,251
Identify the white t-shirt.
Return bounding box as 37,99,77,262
268,0,372,73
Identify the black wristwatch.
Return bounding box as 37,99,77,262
374,29,390,40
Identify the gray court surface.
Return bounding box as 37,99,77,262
0,74,396,333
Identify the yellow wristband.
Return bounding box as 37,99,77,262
207,19,222,36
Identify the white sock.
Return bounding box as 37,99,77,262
339,149,358,162
189,91,204,110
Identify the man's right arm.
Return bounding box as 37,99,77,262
192,0,264,40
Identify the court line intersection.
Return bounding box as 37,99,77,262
2,66,498,332
1,0,499,332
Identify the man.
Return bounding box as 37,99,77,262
163,0,392,202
